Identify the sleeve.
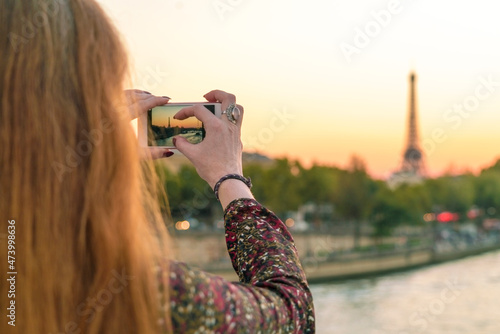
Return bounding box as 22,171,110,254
166,198,315,334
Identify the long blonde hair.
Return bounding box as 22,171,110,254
0,0,170,333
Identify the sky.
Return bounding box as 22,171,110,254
97,0,500,179
152,105,203,128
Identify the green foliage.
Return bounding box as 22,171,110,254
392,183,431,219
296,164,339,205
334,157,378,221
244,158,302,215
155,157,500,237
474,169,500,212
155,162,217,221
424,175,475,216
371,188,413,238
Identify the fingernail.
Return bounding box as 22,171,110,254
163,96,171,99
163,151,174,158
172,138,177,146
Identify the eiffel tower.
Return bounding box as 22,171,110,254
388,72,426,187
401,72,426,175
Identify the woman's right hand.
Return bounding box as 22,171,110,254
173,90,254,207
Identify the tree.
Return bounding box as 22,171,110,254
393,183,431,219
474,170,500,216
334,155,378,248
295,164,341,226
424,175,475,218
244,158,302,216
371,189,413,240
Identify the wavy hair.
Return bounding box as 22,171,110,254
0,0,170,332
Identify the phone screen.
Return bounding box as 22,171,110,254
148,104,215,146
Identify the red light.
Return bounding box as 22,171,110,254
437,212,459,223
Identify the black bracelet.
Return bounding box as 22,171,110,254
213,174,252,201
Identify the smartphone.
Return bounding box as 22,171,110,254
138,102,222,148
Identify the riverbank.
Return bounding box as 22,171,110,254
303,242,500,284
171,231,500,282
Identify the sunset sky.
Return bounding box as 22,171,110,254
152,105,202,128
97,0,500,178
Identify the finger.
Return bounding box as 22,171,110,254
128,94,170,120
174,104,216,124
138,95,170,111
172,136,196,161
124,89,168,106
141,148,174,160
203,90,236,110
124,89,151,104
236,104,244,126
125,89,151,97
220,103,244,128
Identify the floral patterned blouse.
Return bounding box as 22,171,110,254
160,198,315,333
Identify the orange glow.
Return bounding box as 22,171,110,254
423,213,435,222
101,0,500,179
175,220,190,230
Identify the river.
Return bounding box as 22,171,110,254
311,250,500,334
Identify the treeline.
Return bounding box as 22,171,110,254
156,156,500,237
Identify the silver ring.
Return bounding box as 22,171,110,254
222,103,240,124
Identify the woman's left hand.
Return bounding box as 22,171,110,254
124,89,173,159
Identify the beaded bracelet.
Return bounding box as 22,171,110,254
213,174,252,201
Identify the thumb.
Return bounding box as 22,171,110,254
173,136,196,160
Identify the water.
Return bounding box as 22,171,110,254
311,250,500,334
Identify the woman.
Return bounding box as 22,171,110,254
0,0,315,333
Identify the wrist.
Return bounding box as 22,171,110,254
213,174,252,201
217,179,254,209
212,174,253,209
208,167,243,190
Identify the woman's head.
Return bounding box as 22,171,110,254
1,0,168,333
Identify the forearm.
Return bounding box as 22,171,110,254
217,179,254,210
224,199,307,284
224,199,315,332
166,199,315,333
